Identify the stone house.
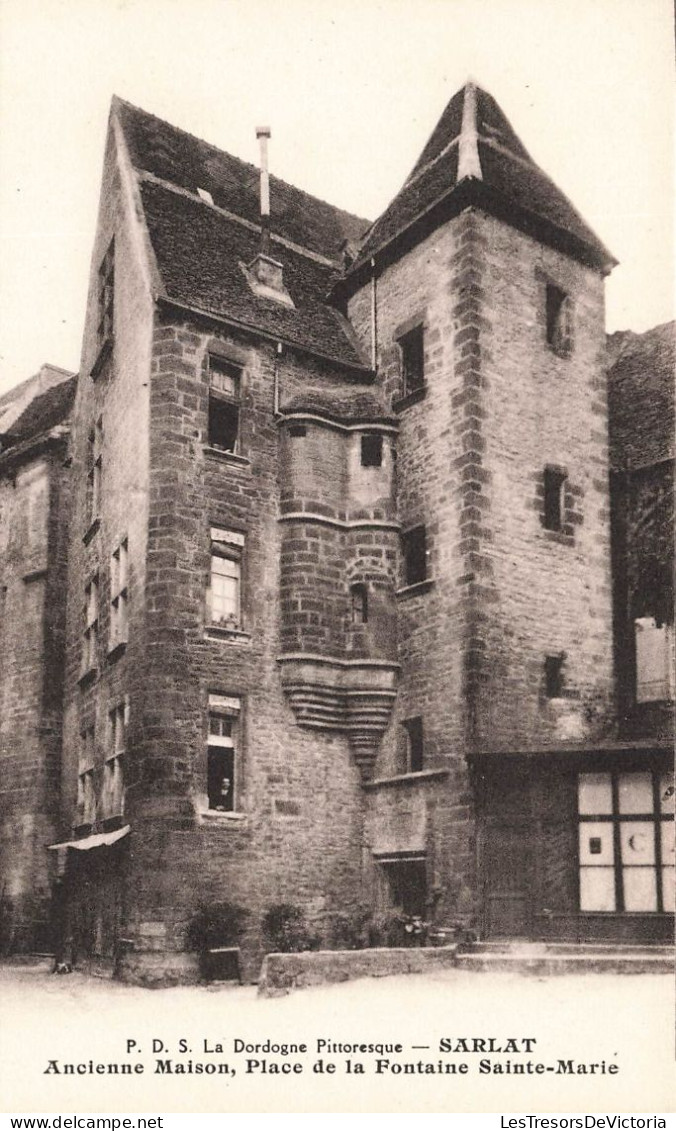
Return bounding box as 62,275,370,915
0,82,672,980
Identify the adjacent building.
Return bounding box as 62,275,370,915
0,82,672,980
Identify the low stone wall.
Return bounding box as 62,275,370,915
258,945,459,997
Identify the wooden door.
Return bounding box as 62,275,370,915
483,823,533,937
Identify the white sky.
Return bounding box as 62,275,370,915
0,0,673,397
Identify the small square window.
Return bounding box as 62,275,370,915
544,653,564,698
402,525,427,587
399,325,425,395
350,582,368,624
543,466,566,532
403,716,424,773
361,433,383,468
545,284,573,356
207,694,241,812
208,357,241,453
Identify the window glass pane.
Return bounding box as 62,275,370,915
661,868,675,913
618,772,654,814
659,774,675,813
579,822,614,865
620,822,655,866
660,820,674,864
579,868,615,912
622,867,657,912
578,773,612,815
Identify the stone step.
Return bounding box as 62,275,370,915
466,941,674,957
456,949,673,975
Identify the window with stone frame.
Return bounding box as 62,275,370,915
207,694,241,812
109,537,129,652
361,432,383,468
83,575,99,674
401,524,428,587
542,466,567,532
578,770,674,914
544,653,565,698
97,238,115,350
208,356,241,453
545,283,573,357
398,324,425,396
101,700,127,820
86,417,103,528
402,715,424,774
77,727,96,828
350,582,368,625
207,528,244,631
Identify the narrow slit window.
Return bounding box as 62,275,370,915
97,239,115,348
399,325,425,395
544,653,564,698
403,716,424,774
110,538,129,651
350,582,368,624
545,284,573,356
543,467,566,532
402,525,427,587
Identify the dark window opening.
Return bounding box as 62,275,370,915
208,397,239,452
350,582,368,624
403,716,424,773
543,467,566,531
399,325,425,394
207,743,235,812
208,358,241,452
361,433,383,467
97,239,115,348
545,284,573,355
289,424,307,438
402,525,427,586
383,859,427,918
544,654,565,698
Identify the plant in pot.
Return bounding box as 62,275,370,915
186,900,249,981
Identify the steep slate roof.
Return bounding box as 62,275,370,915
114,99,371,371
607,321,675,471
342,82,616,286
2,374,77,446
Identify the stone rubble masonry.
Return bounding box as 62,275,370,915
0,442,71,952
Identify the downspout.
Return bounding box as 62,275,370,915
370,258,378,370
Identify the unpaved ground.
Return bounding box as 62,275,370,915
1,965,673,1114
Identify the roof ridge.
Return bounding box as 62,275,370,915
113,95,371,234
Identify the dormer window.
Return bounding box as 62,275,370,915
208,357,241,453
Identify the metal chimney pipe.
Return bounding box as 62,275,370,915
256,126,271,254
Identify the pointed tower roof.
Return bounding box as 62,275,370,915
338,82,616,292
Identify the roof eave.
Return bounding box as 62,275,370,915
333,179,616,301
